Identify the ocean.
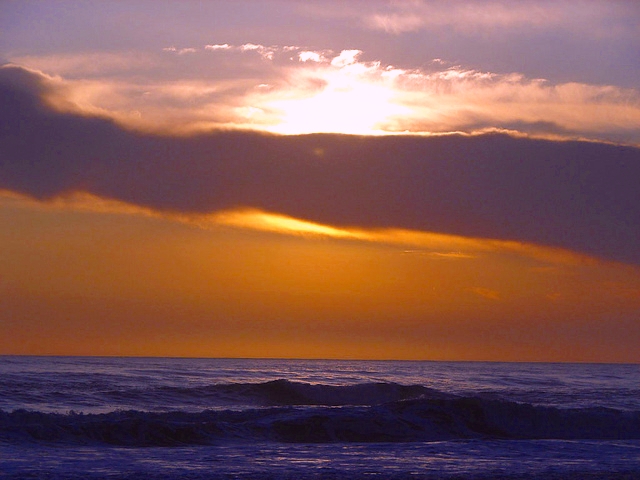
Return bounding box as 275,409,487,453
0,356,639,479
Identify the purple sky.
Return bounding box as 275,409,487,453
2,1,639,86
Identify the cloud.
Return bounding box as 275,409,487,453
163,47,197,55
330,50,362,67
2,189,593,268
1,65,640,265
205,44,232,51
471,287,501,301
300,0,639,36
8,45,640,142
246,53,640,141
364,1,566,33
203,42,277,61
298,51,325,63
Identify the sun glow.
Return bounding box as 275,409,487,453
0,190,594,268
261,56,412,135
211,209,365,239
11,48,640,143
266,85,408,135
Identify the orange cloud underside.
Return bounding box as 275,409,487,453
1,191,639,362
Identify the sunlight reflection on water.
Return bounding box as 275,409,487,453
1,440,639,479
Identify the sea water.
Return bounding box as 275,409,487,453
0,356,639,479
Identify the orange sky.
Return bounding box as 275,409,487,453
2,2,639,362
2,192,638,362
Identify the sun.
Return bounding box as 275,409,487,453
260,65,411,135
266,84,406,135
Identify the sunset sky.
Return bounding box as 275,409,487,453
1,0,639,362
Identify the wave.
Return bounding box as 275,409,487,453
137,380,450,407
0,379,450,414
2,394,639,446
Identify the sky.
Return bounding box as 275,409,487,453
1,0,639,362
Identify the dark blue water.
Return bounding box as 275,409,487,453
1,356,639,479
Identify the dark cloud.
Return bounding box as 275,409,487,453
2,66,639,264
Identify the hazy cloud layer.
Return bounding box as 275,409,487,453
2,66,639,264
323,0,639,34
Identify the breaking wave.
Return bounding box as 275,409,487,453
1,380,639,446
132,379,449,407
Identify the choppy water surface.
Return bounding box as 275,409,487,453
1,356,639,479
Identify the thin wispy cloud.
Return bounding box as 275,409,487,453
163,46,198,55
470,287,502,301
302,0,638,35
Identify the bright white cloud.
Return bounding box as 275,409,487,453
203,42,277,60
330,50,362,67
298,51,324,63
239,43,275,60
205,44,232,50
